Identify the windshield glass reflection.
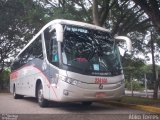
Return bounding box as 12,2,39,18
61,25,122,76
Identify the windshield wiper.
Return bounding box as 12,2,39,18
99,58,108,71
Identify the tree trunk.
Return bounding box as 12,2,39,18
150,32,158,99
92,0,112,27
92,0,100,26
0,79,4,90
0,60,4,75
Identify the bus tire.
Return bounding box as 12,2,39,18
82,101,92,106
13,85,23,99
37,84,48,107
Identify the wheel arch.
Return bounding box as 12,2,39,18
13,83,16,92
35,79,42,98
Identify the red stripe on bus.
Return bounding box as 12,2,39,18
10,64,33,81
10,64,31,81
10,71,18,80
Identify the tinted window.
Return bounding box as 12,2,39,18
61,25,122,76
32,36,43,59
11,58,20,71
13,35,43,70
19,45,32,67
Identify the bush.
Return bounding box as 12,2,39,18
125,80,143,91
0,69,10,90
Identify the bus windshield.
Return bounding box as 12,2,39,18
61,25,122,76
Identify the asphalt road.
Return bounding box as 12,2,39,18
0,93,156,120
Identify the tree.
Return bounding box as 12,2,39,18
122,54,145,82
121,0,160,99
132,0,160,33
125,80,142,91
92,0,115,26
47,0,152,56
0,0,47,74
0,69,10,90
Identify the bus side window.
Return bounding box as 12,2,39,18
17,35,43,68
19,45,32,67
32,36,43,59
11,58,20,71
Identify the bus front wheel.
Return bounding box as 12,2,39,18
37,84,48,107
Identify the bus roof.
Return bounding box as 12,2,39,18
50,19,110,32
15,19,110,59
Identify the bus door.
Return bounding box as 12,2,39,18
43,28,59,99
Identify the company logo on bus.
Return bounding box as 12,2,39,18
99,84,103,89
95,78,107,84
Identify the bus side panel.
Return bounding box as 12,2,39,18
48,68,67,102
26,59,50,98
10,69,21,94
10,76,15,93
9,59,50,98
19,66,33,96
26,59,59,100
10,59,59,101
43,64,60,101
32,64,51,100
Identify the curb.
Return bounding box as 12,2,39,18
99,101,160,113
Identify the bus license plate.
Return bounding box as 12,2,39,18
96,92,106,98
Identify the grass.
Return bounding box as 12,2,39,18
101,96,160,113
120,96,160,107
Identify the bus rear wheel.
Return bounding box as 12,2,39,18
37,84,48,107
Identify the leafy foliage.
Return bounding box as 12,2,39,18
0,69,10,90
125,80,143,91
122,55,145,81
0,0,47,73
131,0,160,33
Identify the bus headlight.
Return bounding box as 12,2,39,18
72,80,78,85
65,78,72,84
59,75,82,86
65,78,82,86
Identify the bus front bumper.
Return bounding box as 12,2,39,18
49,81,125,102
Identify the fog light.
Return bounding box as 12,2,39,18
63,90,69,96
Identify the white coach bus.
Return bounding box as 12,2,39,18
10,19,132,107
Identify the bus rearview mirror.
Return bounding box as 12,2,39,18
114,36,132,54
118,47,125,56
